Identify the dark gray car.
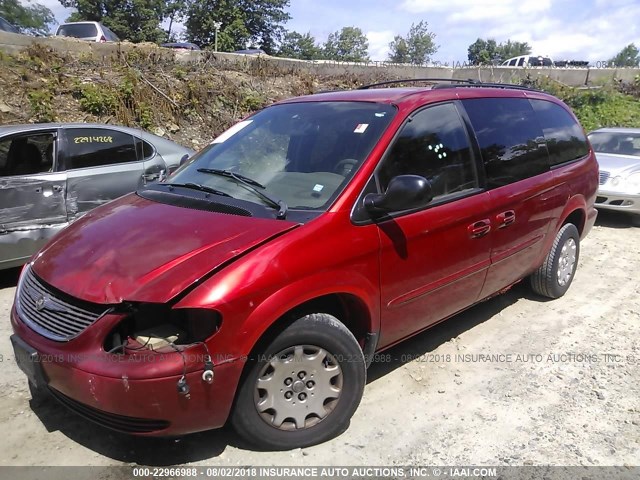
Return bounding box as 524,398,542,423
0,16,20,34
0,123,194,269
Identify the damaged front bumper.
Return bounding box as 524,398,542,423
10,306,245,436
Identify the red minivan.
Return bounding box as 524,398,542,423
10,81,598,449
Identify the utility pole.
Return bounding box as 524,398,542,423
213,22,222,52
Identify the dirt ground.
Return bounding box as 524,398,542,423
0,211,638,468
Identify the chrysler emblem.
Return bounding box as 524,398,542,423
35,295,46,311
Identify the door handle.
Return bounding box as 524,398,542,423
496,210,516,228
53,185,63,193
468,219,491,238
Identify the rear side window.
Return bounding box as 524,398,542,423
64,129,138,169
462,98,549,188
377,103,479,202
57,23,98,38
530,99,589,165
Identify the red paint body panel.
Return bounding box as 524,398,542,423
479,171,563,298
9,85,599,438
11,304,241,433
174,212,381,359
31,193,298,304
375,192,492,347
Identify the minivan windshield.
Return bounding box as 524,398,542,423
168,101,396,210
589,131,640,157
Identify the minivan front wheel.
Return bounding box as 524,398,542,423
530,223,580,299
231,313,366,450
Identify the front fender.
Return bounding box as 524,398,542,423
175,267,380,362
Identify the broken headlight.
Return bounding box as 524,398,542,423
104,304,221,354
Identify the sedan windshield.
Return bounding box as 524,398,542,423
589,132,640,157
168,101,396,210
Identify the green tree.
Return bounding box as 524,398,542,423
467,38,530,64
467,37,498,65
388,21,437,65
278,31,321,59
60,0,166,43
388,35,409,63
323,26,369,62
0,0,54,35
405,21,437,65
497,39,531,60
609,43,640,67
184,0,290,53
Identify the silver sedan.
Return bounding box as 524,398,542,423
0,123,194,269
588,128,640,222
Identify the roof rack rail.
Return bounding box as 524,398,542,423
433,82,541,92
357,78,478,89
357,78,541,93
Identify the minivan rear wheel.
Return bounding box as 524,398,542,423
530,223,580,299
230,313,365,450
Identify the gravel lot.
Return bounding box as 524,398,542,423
0,211,638,468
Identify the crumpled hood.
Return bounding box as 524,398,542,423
595,152,640,177
31,194,298,304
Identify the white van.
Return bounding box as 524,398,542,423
55,21,120,42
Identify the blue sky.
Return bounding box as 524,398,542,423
39,0,640,63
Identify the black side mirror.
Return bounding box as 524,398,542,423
179,154,189,166
364,175,433,215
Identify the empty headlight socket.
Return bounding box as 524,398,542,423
104,304,221,395
104,304,221,352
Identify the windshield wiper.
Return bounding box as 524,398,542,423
197,168,266,189
196,168,288,219
160,182,231,197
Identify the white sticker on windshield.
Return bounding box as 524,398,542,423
211,120,253,144
313,184,324,192
354,123,369,134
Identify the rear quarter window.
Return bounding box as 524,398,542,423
529,99,589,165
135,137,155,160
462,97,550,188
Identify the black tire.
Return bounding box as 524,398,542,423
530,223,580,299
230,313,366,450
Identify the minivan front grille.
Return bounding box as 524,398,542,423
599,171,610,185
16,267,108,342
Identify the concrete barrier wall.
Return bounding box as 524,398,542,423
2,31,639,87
